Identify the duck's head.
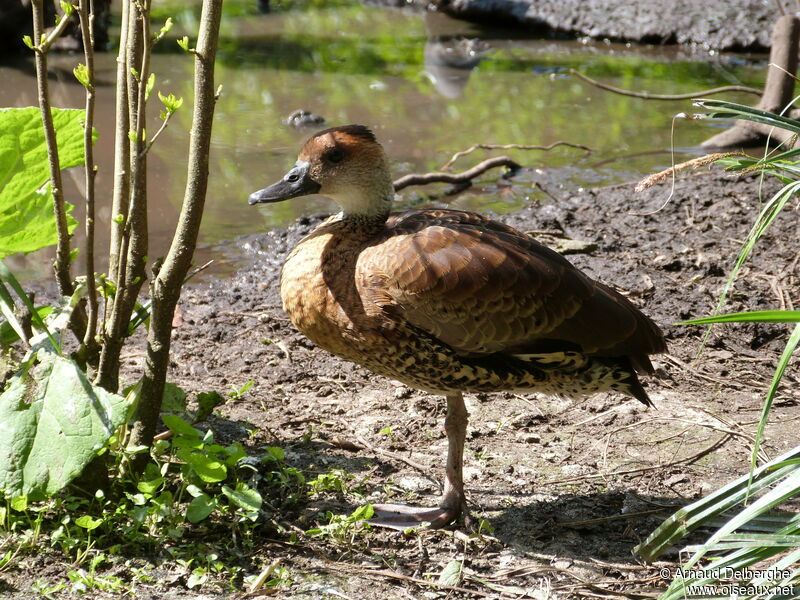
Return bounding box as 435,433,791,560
248,125,394,219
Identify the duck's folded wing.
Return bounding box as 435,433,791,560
358,211,665,366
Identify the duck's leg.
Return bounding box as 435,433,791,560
370,393,468,530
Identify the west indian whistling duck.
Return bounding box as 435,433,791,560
248,125,666,530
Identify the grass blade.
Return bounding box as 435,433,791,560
635,446,800,562
748,323,800,491
0,260,59,353
694,99,800,135
0,280,28,346
679,310,800,325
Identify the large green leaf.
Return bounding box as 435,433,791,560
0,349,130,498
0,107,88,258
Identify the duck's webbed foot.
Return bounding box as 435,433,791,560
370,492,466,530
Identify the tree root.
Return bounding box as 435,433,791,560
702,14,800,149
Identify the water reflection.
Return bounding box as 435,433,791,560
423,17,491,100
0,1,765,281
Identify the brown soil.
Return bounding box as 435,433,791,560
4,167,800,598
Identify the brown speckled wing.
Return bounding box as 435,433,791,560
358,209,665,370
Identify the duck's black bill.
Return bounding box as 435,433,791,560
248,163,321,205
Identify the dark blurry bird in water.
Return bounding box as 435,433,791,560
248,125,666,530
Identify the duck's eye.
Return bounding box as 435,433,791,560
286,172,300,182
326,148,344,163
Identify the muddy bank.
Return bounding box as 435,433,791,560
371,0,780,51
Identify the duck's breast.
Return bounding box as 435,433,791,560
280,228,390,360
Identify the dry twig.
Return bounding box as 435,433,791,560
555,508,668,528
570,69,762,101
540,434,732,486
353,433,432,476
337,566,502,599
440,141,593,171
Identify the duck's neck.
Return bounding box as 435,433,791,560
331,180,395,228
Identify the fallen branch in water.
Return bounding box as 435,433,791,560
393,156,521,191
570,68,762,101
440,141,593,171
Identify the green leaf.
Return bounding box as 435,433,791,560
186,493,216,523
195,391,224,421
158,17,174,38
0,261,59,352
9,496,27,511
73,63,90,88
22,36,34,50
157,91,183,117
349,504,374,522
748,324,800,490
177,36,190,52
221,483,262,515
263,446,285,462
438,560,462,587
0,350,130,498
161,382,187,413
74,515,103,530
0,108,85,258
161,414,199,439
136,477,164,495
0,306,52,346
59,1,74,17
0,280,28,346
179,450,227,483
145,73,155,100
695,99,800,137
223,444,247,466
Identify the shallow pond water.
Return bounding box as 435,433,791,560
0,0,766,280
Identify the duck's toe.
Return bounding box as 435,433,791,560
369,502,462,531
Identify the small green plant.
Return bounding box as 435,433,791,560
305,504,374,546
0,409,317,591
31,578,67,597
228,379,255,401
67,553,126,594
307,469,353,496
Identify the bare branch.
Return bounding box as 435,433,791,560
97,0,147,391
107,0,131,291
130,0,224,463
393,156,521,192
139,110,176,158
30,0,75,300
440,141,593,171
77,0,99,353
570,68,762,101
39,5,76,52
